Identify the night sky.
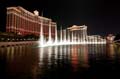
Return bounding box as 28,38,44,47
0,0,120,36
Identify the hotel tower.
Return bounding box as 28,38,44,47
6,6,57,40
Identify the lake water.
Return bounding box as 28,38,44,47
0,44,120,79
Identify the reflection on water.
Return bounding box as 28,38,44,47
0,45,39,79
106,44,115,59
0,44,120,79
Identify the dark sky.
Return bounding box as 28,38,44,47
0,0,120,35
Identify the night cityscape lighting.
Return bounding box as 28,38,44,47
5,6,106,47
0,0,120,79
39,25,106,47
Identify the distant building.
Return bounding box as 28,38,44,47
106,34,115,43
6,6,57,39
59,25,106,43
67,25,87,42
87,35,105,42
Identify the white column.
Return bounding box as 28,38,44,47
64,29,66,42
55,25,58,43
82,30,83,42
60,27,62,42
74,31,77,43
83,29,85,42
72,31,74,43
48,21,52,43
68,30,70,43
79,31,81,43
85,29,87,42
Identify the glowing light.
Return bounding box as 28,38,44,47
38,25,106,47
38,40,106,47
34,10,39,16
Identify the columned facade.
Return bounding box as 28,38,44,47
67,25,87,42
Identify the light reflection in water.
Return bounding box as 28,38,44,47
0,45,39,79
48,47,52,66
70,45,89,72
38,45,90,71
39,47,44,65
54,46,58,60
0,44,120,79
106,44,115,59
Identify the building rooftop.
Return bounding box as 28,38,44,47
67,25,87,31
7,6,53,21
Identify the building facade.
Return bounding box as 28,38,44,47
6,6,57,39
67,25,88,42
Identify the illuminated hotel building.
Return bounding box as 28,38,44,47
6,6,56,39
67,25,87,42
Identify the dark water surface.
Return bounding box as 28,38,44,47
0,44,120,79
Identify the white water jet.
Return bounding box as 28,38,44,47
63,29,66,43
39,17,44,46
60,27,63,43
47,21,52,44
55,25,58,43
38,25,106,47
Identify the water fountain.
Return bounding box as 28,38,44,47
38,25,106,47
47,21,52,45
39,18,44,46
